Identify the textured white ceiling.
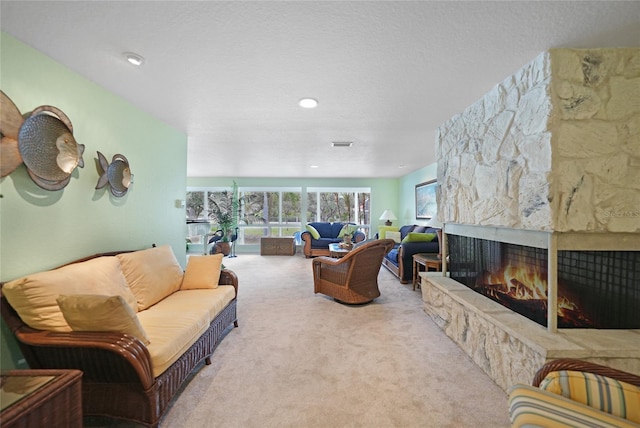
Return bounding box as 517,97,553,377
2,1,639,178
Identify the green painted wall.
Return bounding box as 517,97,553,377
398,163,439,228
0,33,188,368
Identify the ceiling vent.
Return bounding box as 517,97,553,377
331,142,353,148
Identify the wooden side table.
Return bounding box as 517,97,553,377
412,253,442,290
1,369,83,428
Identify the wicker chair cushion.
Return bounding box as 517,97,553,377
181,254,223,290
540,370,640,423
136,287,235,377
117,245,184,311
57,294,150,344
3,256,137,331
509,384,638,428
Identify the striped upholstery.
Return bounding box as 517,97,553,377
508,384,640,428
540,370,640,424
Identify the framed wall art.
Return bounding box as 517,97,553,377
415,179,437,219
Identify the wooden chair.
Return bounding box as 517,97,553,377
312,239,395,304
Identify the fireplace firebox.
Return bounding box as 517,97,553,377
447,234,640,329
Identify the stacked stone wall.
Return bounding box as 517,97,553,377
550,48,640,232
437,48,640,233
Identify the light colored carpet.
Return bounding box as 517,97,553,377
156,253,510,428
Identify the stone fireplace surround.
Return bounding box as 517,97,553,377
420,48,640,392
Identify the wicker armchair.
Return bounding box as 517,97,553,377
312,239,395,304
509,359,640,427
533,359,640,388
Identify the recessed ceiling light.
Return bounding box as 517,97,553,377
331,142,353,148
310,165,319,168
123,52,145,66
299,98,318,108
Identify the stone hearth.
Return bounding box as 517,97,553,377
420,272,640,392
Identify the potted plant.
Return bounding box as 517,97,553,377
208,182,239,255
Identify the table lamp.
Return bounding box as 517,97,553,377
379,210,397,226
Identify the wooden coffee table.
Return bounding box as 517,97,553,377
328,243,351,258
412,253,442,290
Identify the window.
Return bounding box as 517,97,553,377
187,186,371,246
186,191,205,220
307,188,371,235
186,188,229,239
238,188,302,244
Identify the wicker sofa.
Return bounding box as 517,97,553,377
1,245,238,427
301,222,365,258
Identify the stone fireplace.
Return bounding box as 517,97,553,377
446,232,639,329
420,48,640,391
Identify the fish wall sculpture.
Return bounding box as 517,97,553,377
0,91,85,190
96,151,133,197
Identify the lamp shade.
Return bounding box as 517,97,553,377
379,210,397,226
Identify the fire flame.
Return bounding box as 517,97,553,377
483,263,547,300
480,263,582,317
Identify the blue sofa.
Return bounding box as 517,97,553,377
301,222,366,258
381,225,440,283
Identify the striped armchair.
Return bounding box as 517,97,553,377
508,359,640,427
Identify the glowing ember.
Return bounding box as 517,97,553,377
477,263,591,327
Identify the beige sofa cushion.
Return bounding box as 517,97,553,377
117,245,184,311
57,294,150,345
181,254,223,290
151,286,236,324
2,256,137,332
137,286,236,377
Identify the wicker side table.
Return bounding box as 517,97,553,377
1,369,83,428
260,237,296,255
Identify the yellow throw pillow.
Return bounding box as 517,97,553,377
338,224,359,238
305,224,320,239
57,294,150,345
401,232,436,243
2,256,138,332
181,254,223,290
117,245,184,311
